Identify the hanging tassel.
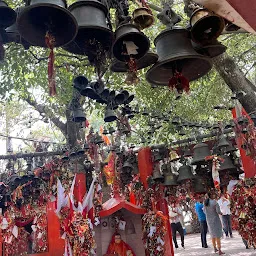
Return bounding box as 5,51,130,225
45,32,56,96
168,71,190,97
125,57,139,85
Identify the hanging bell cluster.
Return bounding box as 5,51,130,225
72,75,134,123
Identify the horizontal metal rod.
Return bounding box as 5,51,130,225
0,151,63,160
151,128,234,149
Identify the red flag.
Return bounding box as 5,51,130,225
82,177,96,221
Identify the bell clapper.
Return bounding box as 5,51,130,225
168,69,190,99
125,57,140,85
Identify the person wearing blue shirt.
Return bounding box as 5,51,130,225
195,195,208,248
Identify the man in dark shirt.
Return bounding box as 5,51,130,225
195,195,208,248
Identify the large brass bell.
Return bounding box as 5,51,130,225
146,28,212,86
110,51,158,73
104,108,117,123
112,23,150,62
123,160,133,171
177,164,194,183
0,1,16,28
191,142,211,165
192,176,206,194
219,155,237,172
132,7,154,30
72,108,86,122
64,0,113,55
17,0,78,47
190,8,225,45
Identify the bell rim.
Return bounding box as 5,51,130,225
104,116,117,123
110,52,158,72
68,0,108,15
17,3,78,47
63,26,113,55
146,54,212,85
0,6,17,28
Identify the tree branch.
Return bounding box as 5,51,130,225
23,95,67,136
28,50,88,64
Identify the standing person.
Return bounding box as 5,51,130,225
168,203,185,249
195,195,208,248
204,192,225,255
218,192,233,238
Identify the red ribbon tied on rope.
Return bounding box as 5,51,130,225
45,32,56,96
168,71,190,94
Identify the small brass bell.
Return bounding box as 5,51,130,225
169,150,180,162
153,151,163,162
191,142,211,165
217,135,230,149
0,1,16,28
108,127,115,134
225,21,240,32
219,155,237,172
82,82,99,100
177,164,194,182
17,0,78,47
83,142,90,150
95,132,104,145
192,176,206,194
184,147,193,157
132,7,154,30
123,160,133,170
152,167,164,183
163,170,178,186
73,75,89,95
72,109,86,123
77,146,85,156
224,141,237,153
104,108,117,123
115,93,125,105
102,128,108,135
112,23,150,62
190,8,225,45
192,40,226,58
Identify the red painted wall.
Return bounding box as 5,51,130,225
227,0,256,31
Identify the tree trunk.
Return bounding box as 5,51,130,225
213,53,256,114
65,109,84,148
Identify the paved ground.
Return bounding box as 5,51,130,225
174,231,255,256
